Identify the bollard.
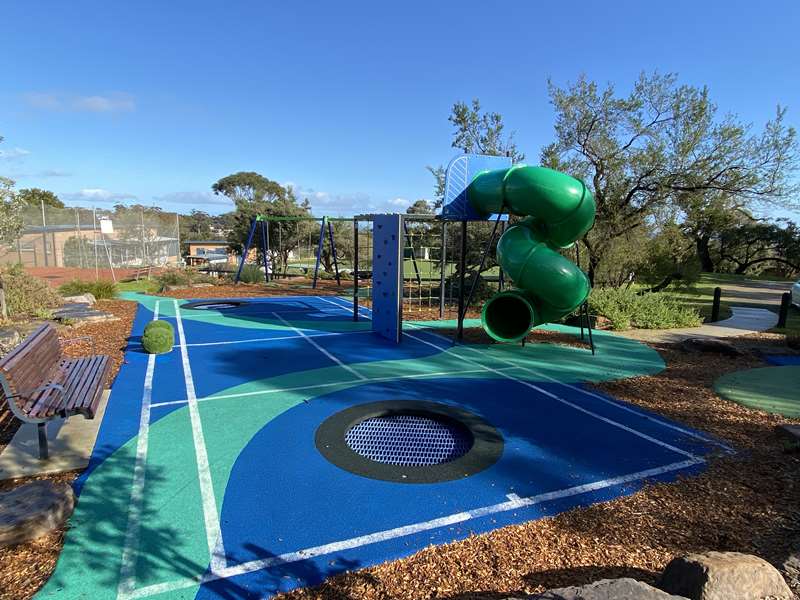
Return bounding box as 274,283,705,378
777,292,791,328
711,287,722,322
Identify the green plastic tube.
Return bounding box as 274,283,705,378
469,165,596,343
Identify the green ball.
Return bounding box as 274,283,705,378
142,326,174,354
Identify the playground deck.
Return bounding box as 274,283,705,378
38,294,728,599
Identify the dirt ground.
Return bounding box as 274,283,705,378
26,266,147,287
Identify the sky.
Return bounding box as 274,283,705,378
1,1,799,218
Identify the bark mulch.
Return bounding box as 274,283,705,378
0,299,137,600
277,337,800,600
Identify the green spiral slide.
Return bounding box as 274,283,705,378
467,166,596,342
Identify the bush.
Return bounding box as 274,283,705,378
142,321,174,354
0,264,61,318
156,268,222,290
588,286,701,330
144,320,173,334
237,264,265,284
59,278,117,299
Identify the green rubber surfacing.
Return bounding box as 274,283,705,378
714,365,800,418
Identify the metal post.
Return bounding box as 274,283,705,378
583,302,595,355
235,217,258,283
353,217,359,321
778,292,792,328
312,217,326,289
498,221,506,291
75,208,85,268
439,220,447,319
93,207,99,279
38,422,49,460
40,199,49,267
459,210,504,338
711,287,722,322
328,219,341,285
260,220,270,283
456,220,468,342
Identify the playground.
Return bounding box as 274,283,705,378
3,157,797,600
38,291,728,599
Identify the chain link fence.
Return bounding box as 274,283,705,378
0,204,181,279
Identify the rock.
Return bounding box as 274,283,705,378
0,480,75,547
681,337,743,357
0,327,21,355
659,551,793,600
532,578,688,599
61,293,96,305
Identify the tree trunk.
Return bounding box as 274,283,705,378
696,235,715,272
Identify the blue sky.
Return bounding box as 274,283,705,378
1,1,799,217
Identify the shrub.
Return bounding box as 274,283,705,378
142,321,174,354
588,286,701,330
156,268,192,289
59,278,117,299
237,264,265,284
0,264,61,318
144,320,173,334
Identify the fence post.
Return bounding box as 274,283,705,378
777,292,791,328
711,287,722,322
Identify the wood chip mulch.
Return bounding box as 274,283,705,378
277,338,800,600
0,299,137,600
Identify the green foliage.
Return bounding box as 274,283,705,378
16,187,64,209
541,73,798,283
144,320,173,334
0,175,25,245
62,235,93,268
236,264,264,283
588,286,701,330
0,264,62,318
142,322,174,354
155,268,217,290
58,279,117,299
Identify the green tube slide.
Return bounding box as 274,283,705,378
468,165,596,343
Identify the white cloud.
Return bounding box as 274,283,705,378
23,92,136,113
389,197,411,207
153,191,235,209
0,147,31,161
61,188,137,204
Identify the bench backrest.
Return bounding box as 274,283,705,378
0,324,62,409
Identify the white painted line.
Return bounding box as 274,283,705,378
511,366,736,454
148,366,523,409
273,312,366,381
184,328,373,348
173,300,226,574
402,327,699,461
117,301,160,599
123,458,701,599
317,296,372,320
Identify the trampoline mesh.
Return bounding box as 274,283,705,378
345,414,473,466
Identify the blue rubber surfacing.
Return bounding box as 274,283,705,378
44,294,724,600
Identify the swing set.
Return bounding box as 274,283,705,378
234,215,347,288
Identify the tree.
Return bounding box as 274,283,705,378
428,99,524,208
717,219,800,276
0,176,25,246
213,172,312,272
406,200,433,215
16,187,64,209
542,72,799,284
179,210,214,254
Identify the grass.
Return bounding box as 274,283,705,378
116,279,161,294
769,304,800,336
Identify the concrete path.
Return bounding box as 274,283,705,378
0,390,109,480
620,306,779,344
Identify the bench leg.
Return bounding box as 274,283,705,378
38,422,49,460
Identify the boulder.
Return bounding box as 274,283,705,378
0,327,21,355
532,578,688,599
680,337,743,357
0,480,75,547
61,293,96,305
659,551,792,600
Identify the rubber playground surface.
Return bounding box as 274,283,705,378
39,294,728,599
715,364,800,418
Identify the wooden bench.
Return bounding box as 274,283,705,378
0,324,111,459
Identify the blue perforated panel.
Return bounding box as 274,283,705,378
440,153,512,221
371,214,403,343
345,414,473,466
